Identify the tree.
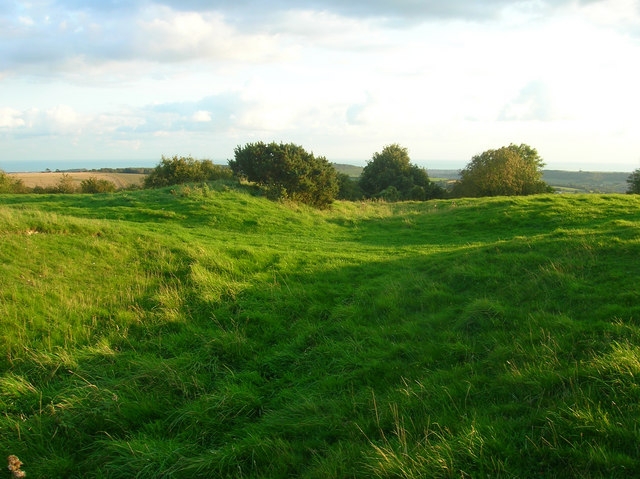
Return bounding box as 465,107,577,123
229,142,339,208
627,169,640,194
144,156,233,188
453,143,552,197
358,144,443,201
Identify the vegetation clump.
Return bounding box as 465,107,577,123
0,170,28,194
359,144,444,201
627,168,640,194
55,173,77,194
453,143,553,197
144,155,233,188
336,172,364,200
230,141,339,208
80,176,117,193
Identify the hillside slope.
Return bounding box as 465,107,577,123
1,185,640,478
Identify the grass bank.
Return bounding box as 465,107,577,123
1,184,640,477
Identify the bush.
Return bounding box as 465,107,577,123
336,173,364,200
80,177,117,193
229,142,339,208
379,185,400,202
56,173,77,194
0,170,29,193
453,144,553,198
144,156,233,188
359,144,443,201
627,169,640,194
408,185,426,201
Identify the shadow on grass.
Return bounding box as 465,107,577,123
3,215,640,477
342,194,640,248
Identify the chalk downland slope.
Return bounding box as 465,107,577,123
1,184,640,477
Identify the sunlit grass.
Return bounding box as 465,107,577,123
1,185,640,477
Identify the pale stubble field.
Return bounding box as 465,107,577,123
8,171,146,189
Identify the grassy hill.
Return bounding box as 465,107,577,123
1,184,640,477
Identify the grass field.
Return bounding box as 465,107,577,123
8,172,146,189
1,184,640,477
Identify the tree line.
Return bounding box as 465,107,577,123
4,143,639,204
143,142,555,208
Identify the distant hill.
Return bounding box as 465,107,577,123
332,163,364,178
334,164,631,194
542,170,629,194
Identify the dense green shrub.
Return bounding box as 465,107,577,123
56,173,77,194
144,156,233,188
453,144,553,198
0,170,29,193
229,142,339,208
336,172,364,200
80,177,117,193
359,144,443,201
627,169,640,194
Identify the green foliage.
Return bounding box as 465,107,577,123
80,176,117,193
627,168,640,194
0,170,29,194
144,155,233,188
229,141,339,208
336,172,364,200
2,188,640,477
453,143,553,197
359,144,444,201
56,173,77,194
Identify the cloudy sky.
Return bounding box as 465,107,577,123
1,0,639,171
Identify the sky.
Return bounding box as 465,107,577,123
1,0,639,172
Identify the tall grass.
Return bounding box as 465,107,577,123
1,185,640,477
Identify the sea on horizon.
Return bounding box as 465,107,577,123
0,159,167,173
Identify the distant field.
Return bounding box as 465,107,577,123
8,171,146,189
542,169,630,193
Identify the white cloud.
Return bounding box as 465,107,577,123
1,0,639,170
346,93,375,125
499,82,555,122
577,0,640,31
18,16,34,26
135,8,289,63
273,9,388,50
192,110,212,122
47,105,80,128
0,108,26,128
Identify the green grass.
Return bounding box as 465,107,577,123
1,183,640,477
